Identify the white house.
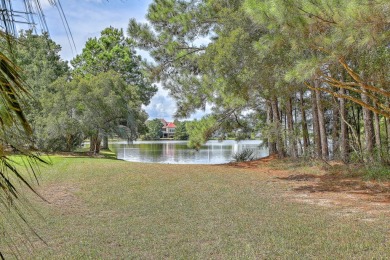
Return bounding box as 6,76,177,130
160,119,176,138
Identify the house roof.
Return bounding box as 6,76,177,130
159,118,167,126
166,122,176,128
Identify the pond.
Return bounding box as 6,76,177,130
110,140,269,164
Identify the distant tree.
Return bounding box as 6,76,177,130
38,71,147,153
34,76,83,151
14,30,69,131
145,119,163,140
174,121,189,140
71,26,157,106
15,30,69,95
78,72,147,154
71,27,157,148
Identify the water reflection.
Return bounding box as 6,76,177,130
110,140,268,164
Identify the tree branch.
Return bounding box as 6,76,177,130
305,82,390,118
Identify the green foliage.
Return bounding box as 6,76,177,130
62,27,157,153
14,30,69,120
145,119,164,140
129,0,273,143
128,0,213,118
11,31,71,151
174,121,189,140
364,165,390,181
34,76,83,151
37,71,147,152
15,30,69,92
10,27,154,154
245,0,390,115
71,27,157,106
136,0,389,161
186,116,218,149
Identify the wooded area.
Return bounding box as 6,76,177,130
12,28,156,154
2,0,388,165
129,0,390,164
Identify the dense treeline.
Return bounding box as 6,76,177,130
15,28,156,154
129,0,390,164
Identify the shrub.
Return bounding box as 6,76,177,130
364,165,390,181
232,148,256,162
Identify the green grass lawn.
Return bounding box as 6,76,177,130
3,156,390,259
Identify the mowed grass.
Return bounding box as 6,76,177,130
3,156,390,259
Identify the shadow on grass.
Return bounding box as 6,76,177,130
277,171,390,203
224,154,278,169
50,149,118,161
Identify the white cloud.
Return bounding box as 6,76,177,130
143,83,212,122
144,85,177,122
39,0,53,10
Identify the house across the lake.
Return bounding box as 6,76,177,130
160,119,176,138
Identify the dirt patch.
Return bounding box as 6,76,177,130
277,174,319,182
227,157,390,219
227,155,294,178
37,183,86,214
227,154,279,169
286,174,390,218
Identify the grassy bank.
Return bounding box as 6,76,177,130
3,156,390,258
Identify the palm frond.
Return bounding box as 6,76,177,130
0,2,52,255
0,51,31,134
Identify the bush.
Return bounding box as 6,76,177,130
232,148,256,162
364,165,390,181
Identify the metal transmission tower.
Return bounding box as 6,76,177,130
0,0,76,53
0,0,52,36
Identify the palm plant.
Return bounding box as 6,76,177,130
0,31,49,259
0,0,70,257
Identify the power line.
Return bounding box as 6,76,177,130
0,0,76,54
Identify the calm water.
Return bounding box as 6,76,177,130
110,140,268,164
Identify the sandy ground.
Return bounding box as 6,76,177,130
228,156,390,220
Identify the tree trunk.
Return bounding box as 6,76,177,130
356,106,362,150
90,133,102,155
361,89,375,162
286,97,297,158
332,101,340,160
299,90,310,155
266,100,277,155
386,99,390,156
311,89,322,159
102,135,109,150
271,97,285,158
373,108,382,161
315,82,329,161
339,89,349,162
66,134,73,152
283,110,288,152
385,117,389,155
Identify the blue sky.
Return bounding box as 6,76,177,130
27,0,208,122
